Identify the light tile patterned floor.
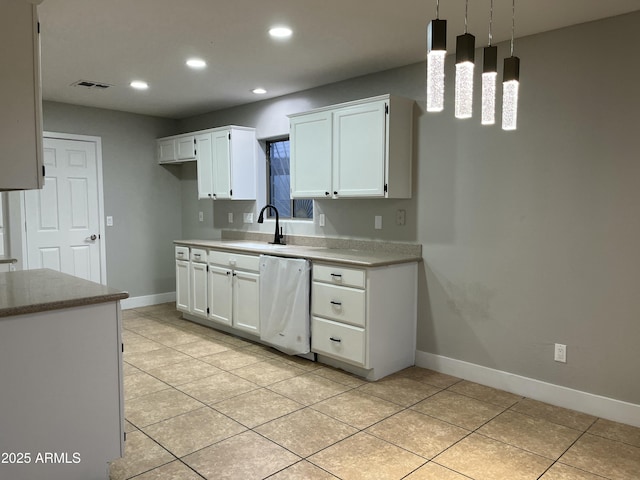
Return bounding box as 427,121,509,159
110,303,640,480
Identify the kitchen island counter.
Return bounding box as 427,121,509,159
0,269,129,318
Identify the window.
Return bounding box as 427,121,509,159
267,138,313,219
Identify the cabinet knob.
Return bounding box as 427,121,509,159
333,191,338,196
325,191,330,196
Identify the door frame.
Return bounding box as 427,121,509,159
20,132,107,284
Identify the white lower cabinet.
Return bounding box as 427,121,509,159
208,265,233,326
175,247,190,313
311,261,417,380
232,270,260,335
190,250,208,319
176,245,417,380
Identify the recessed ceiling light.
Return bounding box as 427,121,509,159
130,80,149,90
269,26,292,38
252,88,267,95
186,58,206,69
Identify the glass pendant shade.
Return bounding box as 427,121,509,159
502,56,520,130
481,45,497,125
426,19,447,112
455,33,475,119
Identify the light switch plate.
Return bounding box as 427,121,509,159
374,215,382,230
319,214,325,227
198,211,204,222
243,213,253,224
228,212,234,223
106,216,114,227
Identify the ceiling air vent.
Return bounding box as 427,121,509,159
71,80,113,90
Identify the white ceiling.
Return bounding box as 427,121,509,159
38,0,640,119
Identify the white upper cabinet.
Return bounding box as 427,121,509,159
0,2,44,191
176,135,196,161
157,134,196,163
289,94,413,199
289,111,332,198
197,127,256,200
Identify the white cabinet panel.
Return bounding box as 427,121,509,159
190,261,208,318
176,259,190,313
196,133,214,199
158,138,176,163
209,265,233,326
176,135,196,160
312,282,366,328
0,2,43,191
233,270,260,335
333,101,386,197
212,130,232,199
290,111,332,198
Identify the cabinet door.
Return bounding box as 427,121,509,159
212,130,232,199
208,265,233,326
233,270,260,335
190,262,208,318
177,135,196,160
157,139,176,163
196,133,214,199
333,101,387,197
0,2,43,190
176,260,190,313
290,111,332,198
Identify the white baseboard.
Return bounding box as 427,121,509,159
121,292,176,310
416,350,640,428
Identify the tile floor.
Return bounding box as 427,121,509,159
110,303,640,480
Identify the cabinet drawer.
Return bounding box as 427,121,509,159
175,246,189,260
312,317,365,366
313,264,365,288
312,282,365,327
208,250,259,272
190,248,207,263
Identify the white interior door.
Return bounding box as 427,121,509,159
24,136,103,282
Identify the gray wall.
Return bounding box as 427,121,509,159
177,11,640,405
40,102,181,296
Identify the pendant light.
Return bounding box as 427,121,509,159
455,0,475,119
481,0,497,125
502,0,520,130
426,0,447,112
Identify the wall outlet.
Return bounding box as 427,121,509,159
374,215,382,230
396,209,406,226
318,213,325,227
554,343,567,363
228,212,234,224
106,216,114,227
243,213,253,224
198,211,204,222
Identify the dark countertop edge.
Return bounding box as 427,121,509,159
174,240,422,267
0,292,130,319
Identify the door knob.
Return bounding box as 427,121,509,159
86,234,97,241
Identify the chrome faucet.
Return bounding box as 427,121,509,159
257,204,285,245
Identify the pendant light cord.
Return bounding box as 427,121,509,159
464,0,469,34
488,0,493,46
510,0,515,56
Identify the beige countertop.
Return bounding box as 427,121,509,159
175,239,422,267
0,269,129,318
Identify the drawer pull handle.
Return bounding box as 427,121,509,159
329,337,342,343
194,253,201,258
330,301,342,306
330,273,342,279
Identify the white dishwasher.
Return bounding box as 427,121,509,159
259,255,311,355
